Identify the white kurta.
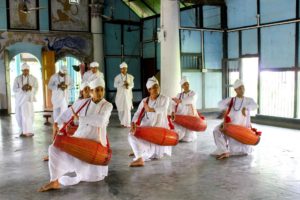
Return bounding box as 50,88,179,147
172,90,197,142
13,74,38,133
49,98,113,186
48,73,72,122
82,70,104,83
213,97,258,156
114,73,134,127
128,95,172,161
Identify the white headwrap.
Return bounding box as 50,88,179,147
80,82,90,90
120,62,128,68
146,76,159,89
233,79,244,89
60,65,67,74
21,63,30,70
89,77,105,89
90,61,99,68
180,76,189,86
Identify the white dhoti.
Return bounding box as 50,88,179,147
128,134,172,161
118,110,131,127
212,124,253,156
48,144,108,186
15,102,34,133
52,101,68,122
174,124,197,142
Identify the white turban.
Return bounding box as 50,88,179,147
146,76,159,89
89,77,105,89
80,82,90,90
60,65,67,74
21,63,30,70
120,62,128,68
180,76,189,86
233,79,244,89
90,61,99,68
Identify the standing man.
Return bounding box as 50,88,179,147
212,79,258,160
172,76,198,142
82,61,104,82
13,63,38,137
48,65,72,122
114,62,134,127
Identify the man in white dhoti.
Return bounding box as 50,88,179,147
172,76,197,142
38,77,113,192
82,61,104,82
128,76,172,167
13,63,38,137
48,66,72,122
114,62,134,127
212,79,258,160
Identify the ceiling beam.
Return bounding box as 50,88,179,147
140,0,157,15
182,0,225,5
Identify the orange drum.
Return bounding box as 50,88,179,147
134,126,179,146
53,135,112,166
223,124,260,145
174,113,207,132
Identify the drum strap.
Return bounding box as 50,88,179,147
136,98,149,126
175,93,183,113
224,98,234,123
60,99,91,135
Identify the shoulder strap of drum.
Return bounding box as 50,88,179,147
136,97,149,126
175,92,183,113
60,99,91,134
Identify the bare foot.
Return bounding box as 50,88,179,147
43,155,49,162
128,152,134,157
38,180,60,192
129,158,144,167
216,153,230,160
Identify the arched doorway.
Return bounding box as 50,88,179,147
55,56,82,104
9,53,44,113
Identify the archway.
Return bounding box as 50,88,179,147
55,56,82,104
9,53,44,113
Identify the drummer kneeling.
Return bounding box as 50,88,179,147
128,76,172,167
212,79,258,160
38,77,113,192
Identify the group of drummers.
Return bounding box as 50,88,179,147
11,61,259,192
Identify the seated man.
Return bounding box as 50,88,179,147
212,79,258,160
38,77,113,192
128,76,172,167
172,76,198,142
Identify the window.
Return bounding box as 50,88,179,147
204,72,222,108
260,0,296,23
261,24,295,68
204,31,223,69
260,71,295,118
203,6,221,29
